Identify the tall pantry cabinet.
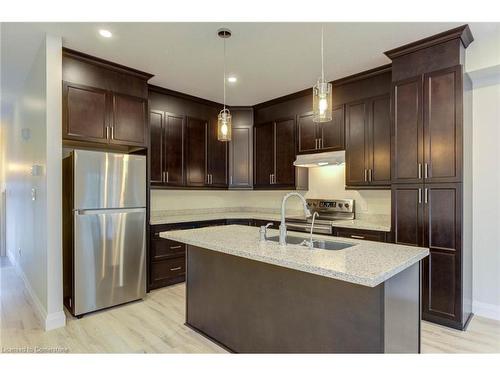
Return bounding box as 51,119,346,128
385,25,474,330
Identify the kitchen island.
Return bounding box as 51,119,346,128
161,225,429,353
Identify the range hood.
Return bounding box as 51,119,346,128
294,150,345,168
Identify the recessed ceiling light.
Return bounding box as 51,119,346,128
227,76,237,83
99,29,112,38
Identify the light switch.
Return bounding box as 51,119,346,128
31,188,36,201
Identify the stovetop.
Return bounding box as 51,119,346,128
287,198,355,224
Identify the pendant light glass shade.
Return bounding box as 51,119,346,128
217,28,232,142
217,108,232,141
312,26,332,123
313,79,332,122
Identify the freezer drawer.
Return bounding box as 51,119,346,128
73,150,146,209
74,208,146,316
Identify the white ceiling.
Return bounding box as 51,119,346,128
7,22,500,105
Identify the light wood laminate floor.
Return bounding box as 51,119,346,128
1,257,499,353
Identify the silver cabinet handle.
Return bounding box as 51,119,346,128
170,266,182,271
273,174,276,184
111,126,114,140
169,245,182,250
166,171,169,183
424,163,429,179
364,169,367,182
368,169,372,182
106,126,110,139
270,174,272,184
418,163,422,179
424,188,428,204
418,188,422,204
350,235,365,239
230,176,233,185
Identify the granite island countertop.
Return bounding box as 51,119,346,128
161,225,428,287
151,208,391,232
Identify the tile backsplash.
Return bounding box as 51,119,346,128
151,164,391,216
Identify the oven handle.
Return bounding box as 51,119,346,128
286,222,333,235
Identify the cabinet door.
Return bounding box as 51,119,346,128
110,93,147,147
422,183,462,324
164,113,185,186
392,76,423,183
391,184,423,247
423,66,462,183
274,118,296,187
185,117,207,186
320,105,345,151
368,95,391,184
297,113,318,154
63,82,108,143
149,111,164,184
207,120,228,187
254,122,275,187
230,127,253,188
345,100,368,186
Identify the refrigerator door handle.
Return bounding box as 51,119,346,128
75,208,146,215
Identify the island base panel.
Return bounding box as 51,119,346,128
186,245,420,353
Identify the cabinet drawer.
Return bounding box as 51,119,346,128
334,228,387,242
151,237,186,260
151,257,186,285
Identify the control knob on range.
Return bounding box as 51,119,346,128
345,203,349,209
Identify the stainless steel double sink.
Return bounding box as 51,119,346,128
266,235,354,251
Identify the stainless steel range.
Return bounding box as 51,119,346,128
286,199,355,235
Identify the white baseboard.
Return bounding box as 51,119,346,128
473,300,500,321
6,251,66,331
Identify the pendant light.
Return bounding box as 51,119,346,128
313,26,332,122
217,28,232,142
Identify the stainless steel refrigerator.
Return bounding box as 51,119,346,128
63,150,146,317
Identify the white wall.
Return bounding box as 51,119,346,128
467,25,500,321
1,25,64,330
151,164,391,216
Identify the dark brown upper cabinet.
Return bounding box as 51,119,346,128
110,93,147,147
392,66,462,184
207,119,228,187
254,121,275,187
62,48,152,149
229,108,253,189
149,110,185,187
150,110,164,184
345,94,391,188
297,106,344,154
148,86,227,189
254,118,297,189
63,82,109,144
185,117,208,187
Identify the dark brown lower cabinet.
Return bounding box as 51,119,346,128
392,183,471,330
334,227,388,242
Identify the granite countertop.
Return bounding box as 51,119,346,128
150,208,391,232
161,225,428,287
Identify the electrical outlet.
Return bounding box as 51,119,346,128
18,247,21,256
